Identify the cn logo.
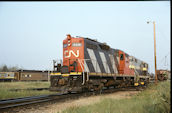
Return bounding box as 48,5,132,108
64,50,79,58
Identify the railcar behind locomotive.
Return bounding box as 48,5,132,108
50,34,150,92
0,72,17,82
157,70,169,81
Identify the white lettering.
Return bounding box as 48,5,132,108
64,50,79,58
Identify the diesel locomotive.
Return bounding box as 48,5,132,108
50,34,150,92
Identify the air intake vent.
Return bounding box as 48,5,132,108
99,44,110,51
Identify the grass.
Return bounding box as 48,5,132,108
0,81,56,99
61,81,171,113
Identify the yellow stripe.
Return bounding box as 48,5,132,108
78,72,82,74
70,72,77,75
111,74,115,76
62,74,69,77
129,65,135,69
89,73,97,75
143,68,147,71
103,73,107,76
70,72,82,75
141,82,144,85
0,77,14,79
88,73,113,76
50,73,61,75
96,73,102,75
6,77,14,79
134,83,139,86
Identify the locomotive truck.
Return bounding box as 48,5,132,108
50,34,150,92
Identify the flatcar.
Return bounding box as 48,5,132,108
50,34,150,92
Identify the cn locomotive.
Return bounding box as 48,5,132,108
50,34,150,92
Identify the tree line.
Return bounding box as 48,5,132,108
0,65,22,72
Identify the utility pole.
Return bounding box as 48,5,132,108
48,70,50,82
147,21,157,84
153,21,157,84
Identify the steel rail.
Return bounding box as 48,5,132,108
0,92,68,109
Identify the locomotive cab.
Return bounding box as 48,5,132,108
63,34,84,73
50,34,84,92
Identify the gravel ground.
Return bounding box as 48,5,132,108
2,91,140,113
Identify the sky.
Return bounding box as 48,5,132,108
0,1,170,73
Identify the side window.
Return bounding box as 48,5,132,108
130,58,133,62
24,74,31,77
120,54,124,60
144,63,147,68
1,74,5,77
135,59,137,63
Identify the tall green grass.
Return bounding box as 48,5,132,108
62,81,171,113
0,81,56,99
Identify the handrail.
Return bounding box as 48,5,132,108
78,59,91,85
78,59,85,85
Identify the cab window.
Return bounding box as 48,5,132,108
120,54,124,60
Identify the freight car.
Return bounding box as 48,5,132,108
16,70,49,81
157,70,170,81
50,34,150,92
0,70,49,82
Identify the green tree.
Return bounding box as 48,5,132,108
1,65,9,72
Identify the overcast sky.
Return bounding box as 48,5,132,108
0,2,170,73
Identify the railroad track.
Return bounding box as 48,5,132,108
9,88,49,92
0,86,145,111
0,92,68,110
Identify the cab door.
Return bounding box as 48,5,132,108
118,51,125,74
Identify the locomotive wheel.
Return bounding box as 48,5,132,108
93,83,104,92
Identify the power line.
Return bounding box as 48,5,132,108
158,26,170,42
158,52,170,70
159,52,170,63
